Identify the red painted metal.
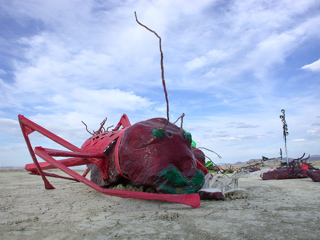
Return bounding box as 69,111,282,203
261,154,318,180
25,158,91,171
114,129,130,179
307,170,320,182
18,114,201,208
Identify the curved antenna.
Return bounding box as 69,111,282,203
198,147,222,158
106,125,114,131
135,11,170,128
81,117,108,136
205,155,222,173
81,121,94,136
173,113,185,130
93,117,107,135
293,153,305,161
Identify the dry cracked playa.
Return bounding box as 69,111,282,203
1,168,320,240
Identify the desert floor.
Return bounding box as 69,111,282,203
1,168,320,240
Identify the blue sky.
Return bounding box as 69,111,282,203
1,0,320,167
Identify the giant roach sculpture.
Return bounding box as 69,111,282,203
19,13,212,208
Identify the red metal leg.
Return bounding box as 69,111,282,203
19,115,54,189
18,115,84,189
18,115,81,151
112,114,131,131
35,146,200,208
82,168,91,178
25,157,91,172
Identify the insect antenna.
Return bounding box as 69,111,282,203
135,11,169,129
81,121,94,136
205,154,222,173
173,113,185,130
106,125,114,131
198,147,222,159
81,117,108,135
93,117,107,135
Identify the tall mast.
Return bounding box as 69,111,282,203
279,109,289,164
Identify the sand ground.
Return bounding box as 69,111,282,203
1,168,320,240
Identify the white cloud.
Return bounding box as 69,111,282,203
244,15,320,78
308,128,320,135
51,88,153,112
301,59,320,72
1,0,320,166
226,122,260,129
293,139,306,142
186,49,229,71
0,118,20,137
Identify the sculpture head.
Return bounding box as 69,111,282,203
119,118,205,194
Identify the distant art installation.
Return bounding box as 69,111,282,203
261,109,319,180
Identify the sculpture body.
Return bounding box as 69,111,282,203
19,114,208,208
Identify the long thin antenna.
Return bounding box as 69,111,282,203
173,113,185,130
134,11,169,128
198,147,222,158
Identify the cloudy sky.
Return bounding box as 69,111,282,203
1,0,320,167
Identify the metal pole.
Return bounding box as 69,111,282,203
279,109,289,164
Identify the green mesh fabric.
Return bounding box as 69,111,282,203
152,128,165,138
154,165,205,194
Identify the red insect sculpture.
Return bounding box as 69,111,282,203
19,114,207,208
19,13,210,208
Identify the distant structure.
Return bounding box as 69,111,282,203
279,109,289,164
